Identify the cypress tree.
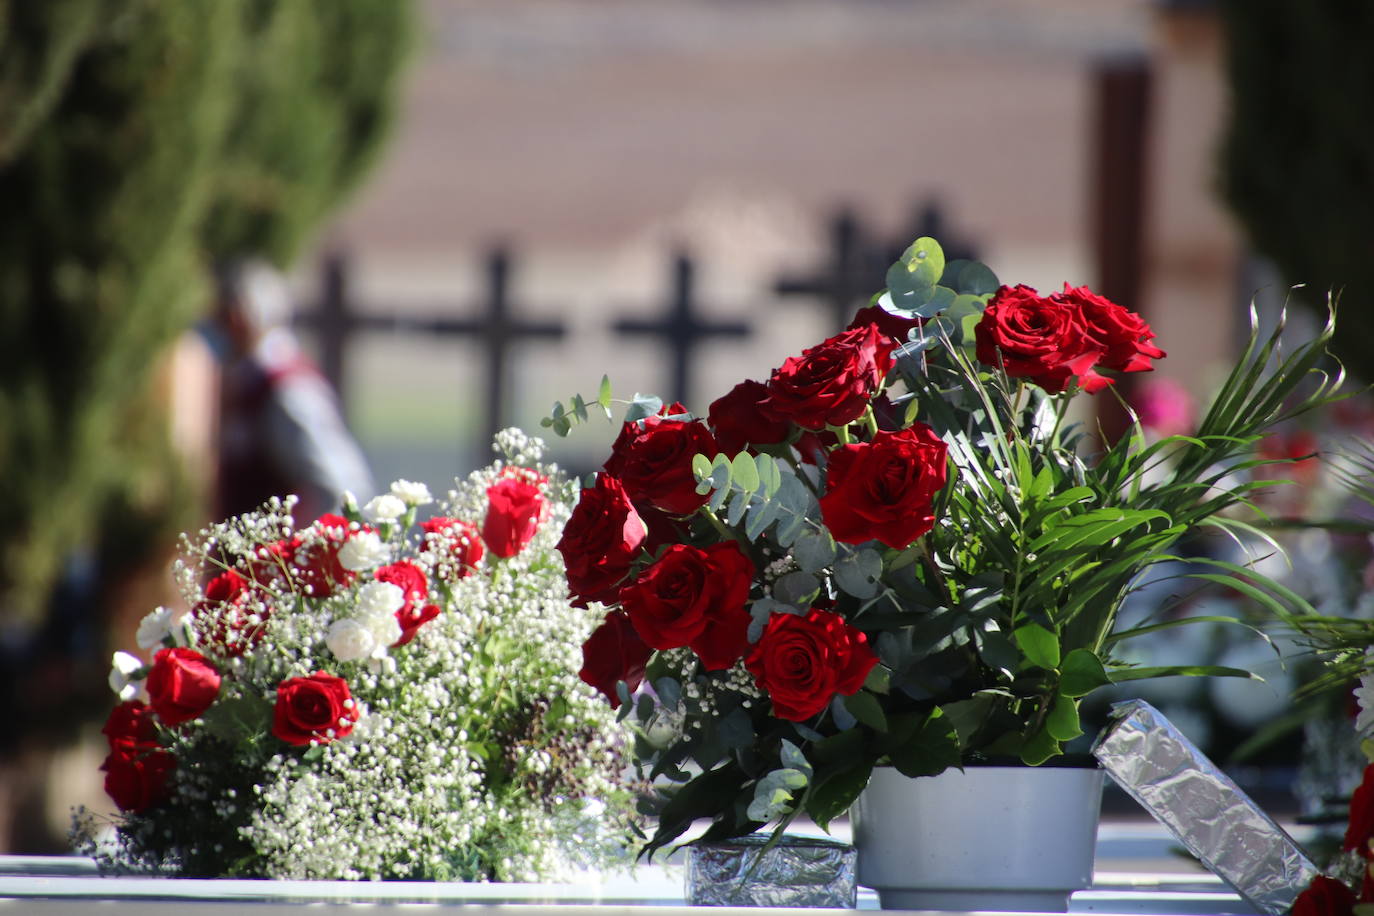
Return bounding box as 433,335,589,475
1219,1,1374,379
0,0,412,628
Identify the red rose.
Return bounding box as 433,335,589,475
375,560,431,645
1054,284,1165,374
272,671,358,746
579,610,653,708
102,744,175,813
820,424,948,548
419,516,484,578
746,608,878,721
848,303,925,342
102,699,160,752
145,647,221,727
760,324,895,430
556,474,647,607
612,415,718,516
603,401,689,479
257,514,366,599
708,380,791,455
1293,876,1357,916
974,284,1106,394
1345,764,1374,857
194,569,269,657
620,542,753,670
483,471,547,558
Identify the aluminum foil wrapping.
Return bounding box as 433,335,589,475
1092,699,1320,915
686,834,857,908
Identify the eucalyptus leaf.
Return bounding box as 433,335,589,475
792,527,837,573
834,547,883,599
774,570,820,606
624,394,663,423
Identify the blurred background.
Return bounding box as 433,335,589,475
2,0,1372,853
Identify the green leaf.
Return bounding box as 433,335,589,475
1059,648,1111,697
954,260,999,296
864,665,891,695
774,570,820,606
1020,725,1061,766
644,764,749,858
779,738,813,777
1110,664,1260,683
757,454,783,498
806,761,873,831
731,452,761,493
834,547,883,599
1045,694,1083,742
843,690,888,732
597,374,613,408
1013,623,1061,670
888,708,961,778
792,527,837,573
624,394,663,423
901,236,946,289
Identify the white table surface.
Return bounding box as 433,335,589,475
0,822,1265,915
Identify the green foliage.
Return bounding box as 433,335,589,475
0,1,412,625
1219,0,1374,379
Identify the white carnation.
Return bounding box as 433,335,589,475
367,612,403,650
326,618,378,663
135,606,177,650
364,494,407,522
355,581,405,620
389,480,433,506
338,531,390,571
108,651,146,701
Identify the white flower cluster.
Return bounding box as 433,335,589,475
76,434,638,881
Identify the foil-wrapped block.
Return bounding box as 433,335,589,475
686,834,856,908
1092,698,1320,915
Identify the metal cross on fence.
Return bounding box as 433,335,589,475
612,251,751,408
302,246,567,452
774,200,979,335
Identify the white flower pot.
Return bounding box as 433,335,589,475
851,764,1104,912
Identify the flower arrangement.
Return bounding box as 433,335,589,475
546,236,1342,855
73,430,640,880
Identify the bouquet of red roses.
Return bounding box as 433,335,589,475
546,236,1341,855
73,430,639,880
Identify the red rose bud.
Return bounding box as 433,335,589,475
1054,284,1165,374
708,379,791,455
482,473,548,558
194,569,269,657
974,284,1107,394
620,542,753,670
374,559,431,645
145,647,221,727
1292,875,1357,916
556,474,647,607
419,516,484,578
612,415,718,517
746,608,878,721
394,603,441,647
272,672,358,746
101,699,160,752
761,324,896,430
820,424,948,549
579,610,653,708
102,744,175,813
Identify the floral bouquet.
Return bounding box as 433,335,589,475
546,236,1342,856
72,430,640,880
